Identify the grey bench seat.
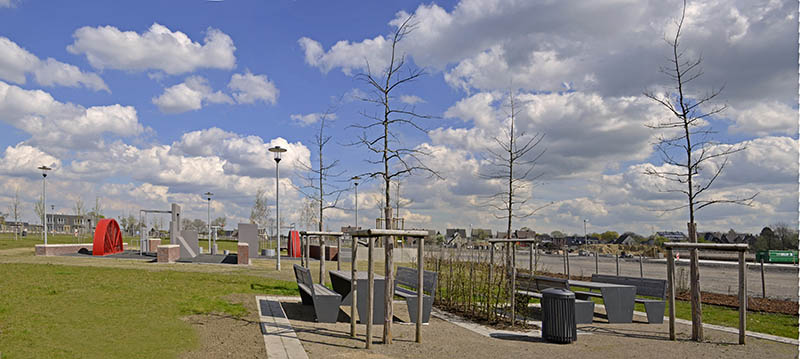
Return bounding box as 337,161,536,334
293,264,341,323
515,274,594,324
576,274,667,324
394,266,438,323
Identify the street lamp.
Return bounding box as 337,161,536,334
583,219,589,243
38,165,51,245
351,176,361,229
204,192,213,254
269,145,287,270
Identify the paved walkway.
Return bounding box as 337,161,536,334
255,295,309,359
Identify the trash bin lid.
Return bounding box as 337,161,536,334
541,287,575,298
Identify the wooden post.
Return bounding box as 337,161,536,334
595,251,599,274
565,248,570,279
383,234,394,344
639,255,644,278
300,235,305,267
416,236,424,343
760,258,766,298
739,250,747,345
533,242,538,274
366,236,374,349
688,222,703,341
350,234,357,338
529,244,533,274
337,237,341,271
306,234,311,269
487,244,494,318
563,249,567,275
510,243,516,326
320,236,326,285
667,248,676,340
616,252,620,276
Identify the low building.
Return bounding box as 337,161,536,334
657,231,687,242
46,214,91,233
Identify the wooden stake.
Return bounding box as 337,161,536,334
350,234,357,338
337,237,341,271
416,236,424,343
320,236,326,285
688,222,703,341
616,252,620,276
565,248,570,280
760,258,766,298
667,248,676,340
366,236,374,349
595,251,599,274
739,250,747,345
487,244,494,319
640,255,644,278
528,244,533,274
510,243,516,326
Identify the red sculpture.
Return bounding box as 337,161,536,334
93,218,124,256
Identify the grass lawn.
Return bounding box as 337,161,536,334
0,263,297,358
0,233,141,251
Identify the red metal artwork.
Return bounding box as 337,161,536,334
92,218,124,256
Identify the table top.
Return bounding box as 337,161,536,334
330,270,385,280
568,280,635,289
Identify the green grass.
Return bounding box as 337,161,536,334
0,263,297,358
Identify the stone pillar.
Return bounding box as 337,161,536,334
147,238,161,253
158,244,180,263
238,243,250,265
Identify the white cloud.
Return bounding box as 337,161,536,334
0,143,61,176
399,95,425,105
67,23,236,74
0,0,16,8
727,101,797,136
0,36,108,91
298,36,390,75
228,71,278,105
0,81,142,150
153,76,233,114
290,112,336,126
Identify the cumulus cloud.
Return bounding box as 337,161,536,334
399,95,425,105
153,76,233,114
290,112,336,126
726,101,797,136
0,81,142,150
67,23,236,74
228,71,278,105
0,36,108,91
0,143,61,176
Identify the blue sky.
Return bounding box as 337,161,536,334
0,0,796,236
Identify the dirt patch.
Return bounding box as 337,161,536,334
533,270,798,316
179,293,266,359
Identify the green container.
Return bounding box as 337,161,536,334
756,250,798,263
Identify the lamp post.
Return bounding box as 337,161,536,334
38,166,51,245
583,219,588,243
205,192,213,254
269,145,287,270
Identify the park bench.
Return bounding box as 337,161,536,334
576,274,667,324
293,264,341,323
394,266,438,323
515,273,595,324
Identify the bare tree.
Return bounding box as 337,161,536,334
351,14,441,343
481,90,547,242
298,198,319,231
295,106,347,231
643,0,756,341
34,196,44,238
8,188,21,240
249,187,272,239
91,196,102,231
73,198,85,239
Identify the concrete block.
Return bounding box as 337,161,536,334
158,244,180,263
176,230,200,259
147,238,161,253
238,243,250,265
237,223,259,259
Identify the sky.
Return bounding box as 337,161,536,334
0,0,797,236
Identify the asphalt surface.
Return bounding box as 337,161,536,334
334,247,799,301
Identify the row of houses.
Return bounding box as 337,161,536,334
1,214,93,234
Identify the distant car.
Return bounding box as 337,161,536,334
578,250,589,256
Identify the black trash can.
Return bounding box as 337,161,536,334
541,288,577,343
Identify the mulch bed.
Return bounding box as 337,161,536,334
537,271,799,316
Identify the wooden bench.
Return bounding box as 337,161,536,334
515,274,595,324
293,264,341,323
394,266,438,323
579,274,667,324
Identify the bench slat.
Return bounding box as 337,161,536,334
395,267,438,297
591,274,667,299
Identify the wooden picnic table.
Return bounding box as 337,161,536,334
568,279,636,323
329,270,386,324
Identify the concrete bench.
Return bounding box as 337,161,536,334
293,264,341,323
515,273,594,324
394,266,438,323
578,274,667,324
